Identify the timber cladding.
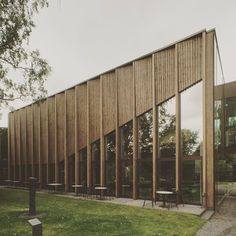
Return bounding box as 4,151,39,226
66,89,75,157
40,101,48,164
101,72,116,135
8,30,215,208
77,84,87,149
56,93,65,162
48,97,55,164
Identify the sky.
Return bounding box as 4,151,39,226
1,0,236,127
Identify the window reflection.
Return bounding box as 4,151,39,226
120,121,133,198
105,131,116,196
138,111,153,199
68,154,75,192
225,97,236,148
79,148,87,191
158,97,176,191
92,141,100,187
181,82,203,204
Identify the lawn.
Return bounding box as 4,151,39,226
0,188,205,236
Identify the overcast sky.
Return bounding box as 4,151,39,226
1,0,236,127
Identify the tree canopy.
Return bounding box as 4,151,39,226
0,0,51,107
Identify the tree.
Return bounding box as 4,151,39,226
0,0,51,107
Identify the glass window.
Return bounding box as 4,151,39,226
225,97,236,148
158,97,176,191
181,82,203,204
92,140,100,187
79,148,87,186
68,154,75,192
120,121,133,198
138,111,153,199
105,131,116,196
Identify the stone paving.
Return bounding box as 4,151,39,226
197,196,236,236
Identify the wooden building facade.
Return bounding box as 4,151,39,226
8,30,216,209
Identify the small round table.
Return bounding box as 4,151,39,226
72,184,83,196
94,186,107,200
156,191,173,207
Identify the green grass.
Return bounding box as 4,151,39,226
0,188,205,236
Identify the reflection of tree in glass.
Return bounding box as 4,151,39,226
158,102,200,157
138,112,153,157
159,104,176,157
121,122,133,160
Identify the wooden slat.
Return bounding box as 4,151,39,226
152,54,158,200
88,79,100,143
100,77,105,186
8,114,11,180
205,31,215,208
134,57,152,116
175,45,181,191
64,91,68,192
87,82,91,188
75,86,79,187
101,72,116,135
154,47,175,104
132,62,138,199
77,84,87,149
117,65,133,126
178,35,202,91
115,70,120,197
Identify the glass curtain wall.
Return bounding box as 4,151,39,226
105,131,116,196
181,82,203,204
79,148,87,187
120,121,133,198
158,97,176,191
137,111,153,199
214,37,226,207
68,154,75,192
92,140,100,187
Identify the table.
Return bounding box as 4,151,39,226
12,180,21,187
3,180,12,187
72,184,83,196
94,186,107,200
47,183,63,193
156,191,173,207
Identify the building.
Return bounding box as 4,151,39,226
8,29,219,209
0,128,8,181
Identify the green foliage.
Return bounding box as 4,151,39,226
0,0,51,106
0,188,205,236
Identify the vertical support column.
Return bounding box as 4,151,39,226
100,77,105,186
13,114,16,181
54,96,58,183
38,105,42,189
202,31,207,205
8,114,11,180
152,54,158,200
31,105,34,177
25,109,28,180
115,70,120,197
205,31,215,208
132,62,138,199
64,91,68,192
87,82,92,189
75,86,79,187
175,44,181,192
19,112,22,182
46,99,49,184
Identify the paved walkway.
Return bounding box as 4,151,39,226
197,196,236,236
